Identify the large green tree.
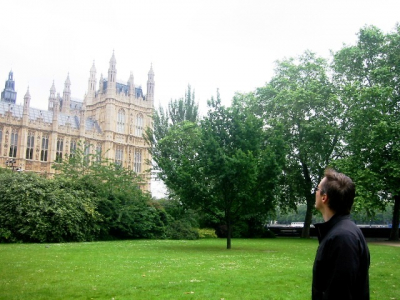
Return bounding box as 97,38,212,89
145,85,199,194
155,93,284,248
168,85,199,125
146,85,199,153
332,25,400,240
255,51,344,238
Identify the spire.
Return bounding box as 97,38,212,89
146,64,155,102
52,95,60,127
87,61,97,103
90,60,96,73
64,73,71,93
62,74,71,113
99,73,104,93
1,70,17,104
24,86,31,108
148,64,154,76
24,86,31,99
107,51,117,95
110,50,116,65
48,81,57,111
22,86,30,121
50,81,56,96
128,72,135,96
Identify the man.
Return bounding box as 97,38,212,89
312,168,370,300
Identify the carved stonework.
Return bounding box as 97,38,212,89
0,56,153,192
25,161,32,170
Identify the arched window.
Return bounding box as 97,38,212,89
115,146,123,166
84,142,90,163
26,131,34,160
70,139,77,158
96,143,102,162
136,114,143,137
40,135,49,161
134,149,142,173
0,127,3,156
55,137,64,162
9,129,18,158
117,109,125,133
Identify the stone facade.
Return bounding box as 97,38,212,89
0,52,154,192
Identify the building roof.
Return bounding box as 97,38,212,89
0,102,101,133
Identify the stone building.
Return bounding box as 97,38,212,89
0,52,154,192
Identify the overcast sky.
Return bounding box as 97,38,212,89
1,0,399,114
1,0,399,197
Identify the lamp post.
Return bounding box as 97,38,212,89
5,158,22,172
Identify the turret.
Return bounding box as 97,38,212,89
1,70,17,104
146,64,155,102
86,61,97,104
62,74,71,113
23,87,31,108
52,95,60,129
48,81,57,111
79,101,86,136
128,72,135,97
107,51,117,96
99,73,104,94
23,87,31,116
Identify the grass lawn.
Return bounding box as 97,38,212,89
0,238,399,300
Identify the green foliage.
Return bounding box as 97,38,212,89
52,140,171,240
332,24,400,239
157,198,201,240
168,84,199,125
144,85,200,175
165,220,199,240
197,228,217,238
255,51,343,237
0,172,100,243
152,91,284,248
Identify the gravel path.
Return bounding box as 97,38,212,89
367,238,400,247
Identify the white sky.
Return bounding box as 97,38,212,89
1,0,399,113
1,0,399,198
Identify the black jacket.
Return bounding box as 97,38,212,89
312,214,370,300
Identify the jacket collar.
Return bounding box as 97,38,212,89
314,213,350,243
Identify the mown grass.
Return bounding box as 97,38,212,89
0,238,399,300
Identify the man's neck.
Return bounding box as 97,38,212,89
322,209,335,222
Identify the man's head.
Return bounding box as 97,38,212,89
316,168,355,215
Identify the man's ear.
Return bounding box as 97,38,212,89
322,194,329,204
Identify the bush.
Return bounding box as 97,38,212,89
0,172,100,243
197,228,217,238
166,220,199,240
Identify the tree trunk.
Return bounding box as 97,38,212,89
226,221,232,249
389,195,400,241
301,162,313,238
302,193,314,238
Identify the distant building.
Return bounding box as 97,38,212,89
0,52,154,192
1,70,17,104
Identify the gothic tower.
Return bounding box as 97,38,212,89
128,72,135,97
86,62,96,104
62,74,71,113
146,64,155,103
107,51,117,96
1,70,17,104
48,81,57,111
23,87,31,114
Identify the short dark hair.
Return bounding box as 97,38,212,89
320,168,355,214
